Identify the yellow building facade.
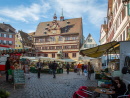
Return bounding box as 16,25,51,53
15,33,23,49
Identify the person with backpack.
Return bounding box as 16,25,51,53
51,61,58,78
36,59,43,78
66,62,70,74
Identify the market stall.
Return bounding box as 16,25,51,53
0,48,33,89
80,41,130,85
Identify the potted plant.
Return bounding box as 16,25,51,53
0,89,10,98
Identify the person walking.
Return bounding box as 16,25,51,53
87,62,92,80
59,63,63,73
66,62,70,74
5,57,11,82
77,63,82,75
36,59,43,78
81,64,85,75
51,61,58,78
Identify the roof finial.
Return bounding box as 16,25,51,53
61,8,63,16
53,11,57,20
60,8,64,21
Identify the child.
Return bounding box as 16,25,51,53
84,69,87,77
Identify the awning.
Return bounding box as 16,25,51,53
80,41,119,58
0,44,10,48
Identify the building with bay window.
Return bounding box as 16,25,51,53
33,13,83,60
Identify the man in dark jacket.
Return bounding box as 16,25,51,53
66,62,70,74
5,57,11,82
36,59,43,78
51,61,57,78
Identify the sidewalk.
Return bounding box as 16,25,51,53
0,72,103,98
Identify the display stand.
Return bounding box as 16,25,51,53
13,69,25,90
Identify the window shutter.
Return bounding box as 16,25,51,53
127,3,130,16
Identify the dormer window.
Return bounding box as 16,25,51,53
44,32,47,34
45,27,48,30
47,23,49,26
67,21,70,24
6,28,9,32
65,28,68,32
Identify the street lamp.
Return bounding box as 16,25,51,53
122,0,130,5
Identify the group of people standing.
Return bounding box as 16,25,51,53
36,60,58,78
76,62,94,80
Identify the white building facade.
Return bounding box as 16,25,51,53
100,24,107,45
107,0,130,42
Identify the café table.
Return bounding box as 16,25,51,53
94,88,115,98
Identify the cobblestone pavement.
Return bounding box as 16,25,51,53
0,72,99,98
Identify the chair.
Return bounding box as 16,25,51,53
117,95,130,98
78,86,93,97
117,84,130,98
73,90,89,98
78,86,88,91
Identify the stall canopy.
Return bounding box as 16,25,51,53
60,59,76,62
80,41,119,58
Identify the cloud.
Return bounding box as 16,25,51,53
52,0,107,27
0,17,9,22
26,29,36,33
0,2,51,22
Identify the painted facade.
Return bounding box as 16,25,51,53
33,14,83,60
15,33,23,49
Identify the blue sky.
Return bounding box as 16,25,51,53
0,0,107,44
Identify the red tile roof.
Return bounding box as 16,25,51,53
35,18,82,36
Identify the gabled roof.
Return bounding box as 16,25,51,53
102,24,107,33
35,18,82,36
100,24,107,40
28,32,35,36
85,33,97,44
0,27,5,32
0,23,15,33
19,31,32,44
80,34,98,50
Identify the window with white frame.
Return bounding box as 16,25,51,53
9,41,13,45
59,36,63,41
88,39,92,42
3,40,6,44
4,34,6,37
9,35,13,38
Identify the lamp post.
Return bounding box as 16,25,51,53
122,0,130,5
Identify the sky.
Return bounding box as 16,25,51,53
0,0,108,44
